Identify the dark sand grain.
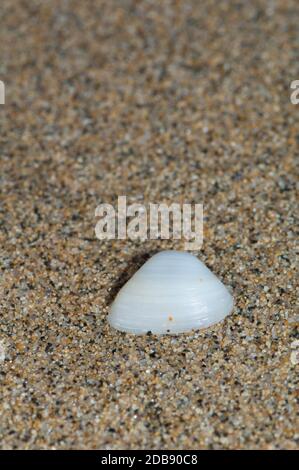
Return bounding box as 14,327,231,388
0,0,298,449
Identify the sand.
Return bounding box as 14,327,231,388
0,0,298,449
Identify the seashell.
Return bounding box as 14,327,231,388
108,250,233,335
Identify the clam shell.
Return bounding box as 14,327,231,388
108,251,233,335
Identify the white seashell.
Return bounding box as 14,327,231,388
108,251,233,335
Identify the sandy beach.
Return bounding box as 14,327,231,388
0,0,298,449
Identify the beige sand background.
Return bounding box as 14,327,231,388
0,0,298,449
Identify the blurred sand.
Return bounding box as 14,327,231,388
0,0,298,449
